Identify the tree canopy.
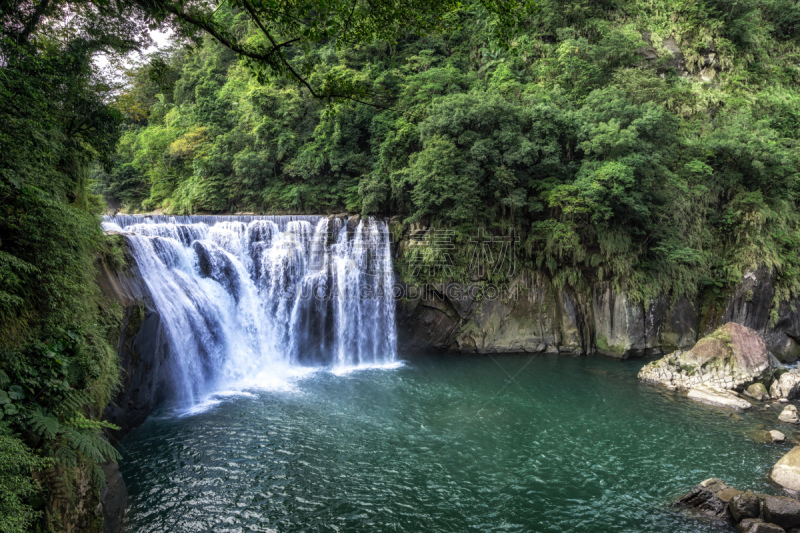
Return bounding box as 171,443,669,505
96,0,800,302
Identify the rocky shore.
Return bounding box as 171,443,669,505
679,478,800,532
646,322,800,532
638,322,800,411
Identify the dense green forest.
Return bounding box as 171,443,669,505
0,2,147,529
2,0,800,529
96,0,800,302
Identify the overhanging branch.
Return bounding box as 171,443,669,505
166,0,388,109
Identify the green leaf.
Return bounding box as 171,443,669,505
28,409,60,440
8,385,24,400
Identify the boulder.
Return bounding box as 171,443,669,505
763,495,800,529
757,525,787,533
772,430,788,443
687,386,752,410
772,447,800,491
731,491,763,522
678,478,741,519
748,382,772,401
780,406,800,424
738,520,786,533
772,371,800,400
639,323,780,392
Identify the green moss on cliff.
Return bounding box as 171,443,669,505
595,335,627,356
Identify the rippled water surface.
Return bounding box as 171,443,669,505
120,354,793,532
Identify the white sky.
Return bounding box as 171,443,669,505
94,28,175,84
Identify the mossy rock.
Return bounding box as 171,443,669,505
745,382,770,401
596,334,626,356
684,323,770,375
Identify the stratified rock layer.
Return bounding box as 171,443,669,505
687,387,752,410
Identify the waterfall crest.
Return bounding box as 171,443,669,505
103,215,397,405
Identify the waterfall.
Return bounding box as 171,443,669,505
103,215,397,405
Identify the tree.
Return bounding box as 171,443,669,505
136,0,535,106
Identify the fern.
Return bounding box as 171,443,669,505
63,427,120,464
93,434,122,463
53,445,78,468
28,405,121,471
64,429,103,463
89,462,107,488
66,414,120,432
57,390,90,416
28,408,60,440
41,466,72,506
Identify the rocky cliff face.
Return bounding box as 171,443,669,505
94,237,177,533
396,267,800,362
96,239,172,438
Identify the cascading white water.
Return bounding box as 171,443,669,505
102,215,398,406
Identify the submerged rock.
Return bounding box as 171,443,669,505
688,386,752,410
772,371,800,400
639,323,779,392
780,406,800,424
773,447,800,491
753,430,778,444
